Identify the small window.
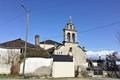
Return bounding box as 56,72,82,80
69,47,72,52
67,33,70,42
70,25,72,29
20,48,24,53
72,33,75,42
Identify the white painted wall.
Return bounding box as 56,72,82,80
40,44,55,50
0,64,11,74
0,48,20,74
20,58,53,74
52,62,75,77
0,48,20,64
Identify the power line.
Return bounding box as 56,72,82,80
42,21,120,39
0,0,28,28
0,0,25,27
79,21,120,34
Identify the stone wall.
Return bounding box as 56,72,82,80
54,43,87,71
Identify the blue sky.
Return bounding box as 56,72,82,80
0,0,120,51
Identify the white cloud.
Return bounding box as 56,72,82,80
86,50,115,59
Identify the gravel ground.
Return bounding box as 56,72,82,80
0,77,120,80
37,78,120,80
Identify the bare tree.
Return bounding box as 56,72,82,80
106,52,120,78
7,49,20,64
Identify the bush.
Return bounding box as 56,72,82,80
80,70,89,77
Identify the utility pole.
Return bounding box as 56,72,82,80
20,3,30,78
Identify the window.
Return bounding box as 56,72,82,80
20,48,24,53
72,33,75,42
70,25,72,29
67,33,71,42
69,47,72,52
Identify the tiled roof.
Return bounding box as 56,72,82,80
0,38,35,48
40,40,62,45
0,38,50,58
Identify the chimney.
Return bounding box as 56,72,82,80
35,35,40,46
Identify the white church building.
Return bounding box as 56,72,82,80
35,17,87,74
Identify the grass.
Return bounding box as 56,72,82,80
0,74,23,79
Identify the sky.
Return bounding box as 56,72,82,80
0,0,120,51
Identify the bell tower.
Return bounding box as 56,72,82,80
63,16,77,44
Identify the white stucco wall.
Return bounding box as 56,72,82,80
52,62,75,77
20,58,53,74
0,64,11,74
0,48,20,74
0,48,20,64
40,44,55,50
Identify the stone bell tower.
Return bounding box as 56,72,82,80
54,17,87,73
63,16,77,44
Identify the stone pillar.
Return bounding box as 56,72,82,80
70,33,73,42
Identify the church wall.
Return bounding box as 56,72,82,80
52,62,74,77
54,43,87,70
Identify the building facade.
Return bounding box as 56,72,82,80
54,17,86,71
36,17,87,72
